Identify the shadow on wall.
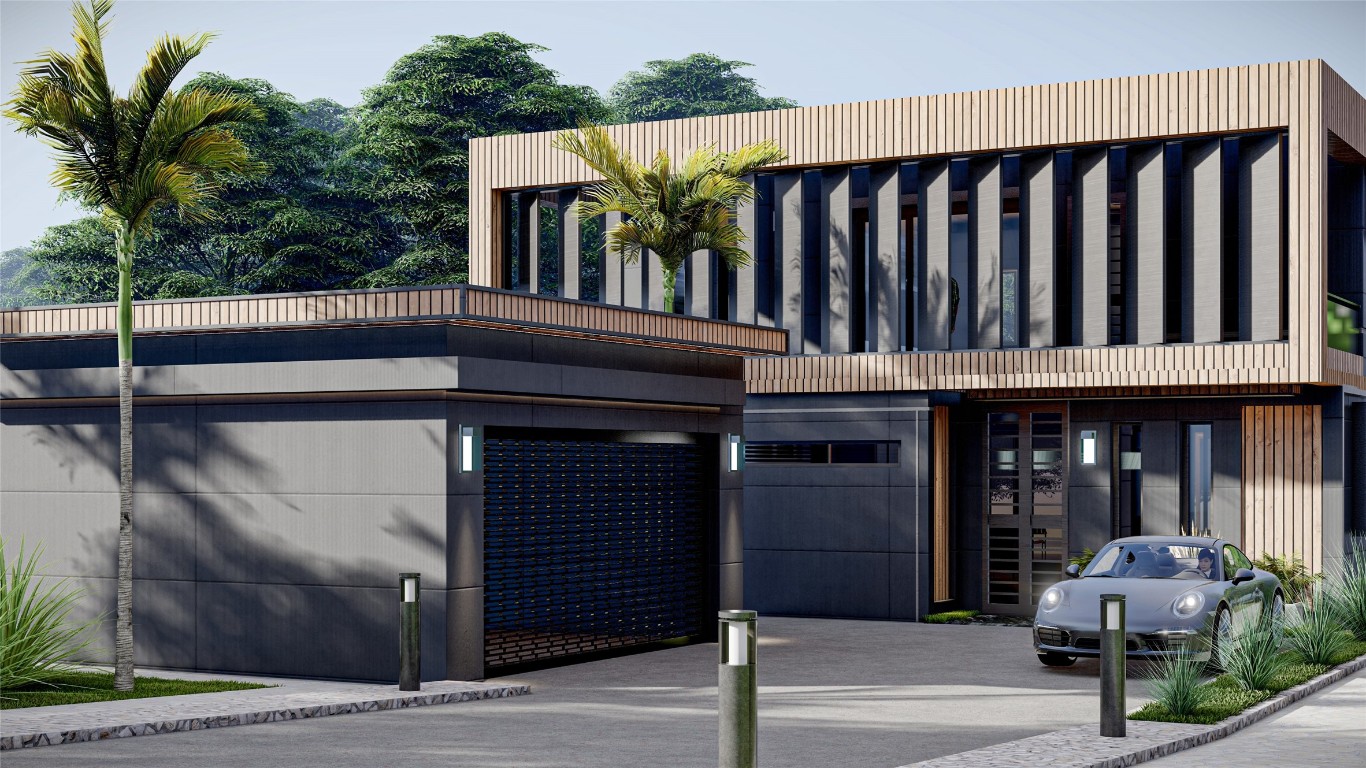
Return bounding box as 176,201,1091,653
0,400,449,682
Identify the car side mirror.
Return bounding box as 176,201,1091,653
1231,568,1255,585
1065,564,1081,578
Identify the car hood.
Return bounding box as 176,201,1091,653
1039,576,1217,629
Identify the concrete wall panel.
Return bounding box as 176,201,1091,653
1022,153,1055,347
970,157,1002,349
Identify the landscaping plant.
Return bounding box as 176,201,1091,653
0,539,101,692
1252,552,1319,604
1326,532,1366,640
1285,583,1353,666
1138,641,1210,717
1216,611,1288,691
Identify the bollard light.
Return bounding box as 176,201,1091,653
727,434,745,472
1099,593,1126,738
399,572,421,691
718,610,757,768
458,425,483,473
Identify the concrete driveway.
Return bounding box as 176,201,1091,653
5,617,1152,767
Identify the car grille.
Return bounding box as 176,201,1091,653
1037,627,1070,647
1074,635,1141,651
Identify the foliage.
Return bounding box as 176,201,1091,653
3,670,269,709
0,539,101,692
1328,639,1366,665
608,53,796,123
1325,532,1366,640
1216,611,1288,691
1068,548,1096,570
1260,662,1328,693
1129,685,1268,725
553,121,786,310
1138,642,1210,716
1253,552,1319,603
348,33,611,287
0,247,47,307
1285,584,1354,665
922,610,980,624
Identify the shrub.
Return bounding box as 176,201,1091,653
1253,552,1319,604
1139,643,1210,716
1325,532,1366,640
1068,548,1096,571
0,539,101,691
1217,611,1287,691
1261,662,1328,693
1284,584,1353,665
922,610,980,624
1129,685,1268,725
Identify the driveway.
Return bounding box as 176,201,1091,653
5,617,1152,767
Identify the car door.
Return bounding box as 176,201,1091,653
1223,544,1263,628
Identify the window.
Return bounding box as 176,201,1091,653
1002,155,1021,348
1183,424,1213,535
1223,545,1252,575
744,441,900,465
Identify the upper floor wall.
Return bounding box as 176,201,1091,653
469,61,1366,391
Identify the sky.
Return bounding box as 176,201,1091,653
2,0,1364,251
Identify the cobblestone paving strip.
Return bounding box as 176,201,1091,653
0,680,529,751
899,653,1366,768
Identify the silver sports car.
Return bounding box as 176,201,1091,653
1033,535,1283,667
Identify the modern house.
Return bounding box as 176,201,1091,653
2,59,1363,681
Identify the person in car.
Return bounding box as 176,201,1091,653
1197,548,1217,579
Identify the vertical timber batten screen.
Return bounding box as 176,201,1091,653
482,436,707,671
1242,404,1324,573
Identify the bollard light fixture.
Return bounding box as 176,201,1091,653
717,609,758,768
458,424,483,473
1080,430,1098,465
1099,593,1126,738
727,434,745,472
402,574,419,603
399,572,421,691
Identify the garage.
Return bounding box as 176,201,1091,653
483,429,711,673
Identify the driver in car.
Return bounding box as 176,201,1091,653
1196,548,1217,579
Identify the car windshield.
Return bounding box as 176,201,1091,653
1082,542,1218,580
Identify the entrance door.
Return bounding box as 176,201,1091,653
985,407,1068,615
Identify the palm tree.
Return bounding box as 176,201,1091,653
4,0,260,690
553,121,786,311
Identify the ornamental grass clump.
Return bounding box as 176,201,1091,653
1217,611,1288,691
1285,583,1354,666
1139,642,1210,716
1326,533,1366,641
1,539,101,692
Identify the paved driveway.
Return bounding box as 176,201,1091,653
5,618,1152,767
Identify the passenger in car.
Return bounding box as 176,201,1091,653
1197,549,1217,579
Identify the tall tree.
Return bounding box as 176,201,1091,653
608,53,797,123
4,0,260,689
553,122,786,311
349,32,611,287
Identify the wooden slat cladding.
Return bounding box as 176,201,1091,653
933,405,951,603
1324,348,1366,390
742,342,1291,394
1,286,788,355
1242,404,1323,573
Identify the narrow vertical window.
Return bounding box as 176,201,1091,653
1164,143,1184,343
1108,147,1128,345
1183,424,1213,536
1054,152,1074,346
1002,155,1021,347
1221,138,1240,340
901,163,919,351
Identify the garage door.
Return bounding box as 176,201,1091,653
483,434,708,671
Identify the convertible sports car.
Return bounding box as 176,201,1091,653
1033,536,1283,667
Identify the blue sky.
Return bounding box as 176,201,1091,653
3,0,1364,251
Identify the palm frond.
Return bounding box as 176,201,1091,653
122,31,215,176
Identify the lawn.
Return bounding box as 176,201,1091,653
2,671,271,709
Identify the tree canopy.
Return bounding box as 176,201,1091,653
608,53,796,123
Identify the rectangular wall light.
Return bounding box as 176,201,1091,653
727,434,745,472
458,425,483,473
1080,430,1097,465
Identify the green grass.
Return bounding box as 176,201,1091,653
1,671,271,709
922,610,980,624
1327,640,1366,665
1129,686,1270,725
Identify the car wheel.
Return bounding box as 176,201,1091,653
1210,605,1233,670
1269,591,1285,623
1037,652,1076,667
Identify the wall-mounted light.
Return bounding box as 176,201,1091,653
727,434,745,472
458,425,483,473
1080,430,1098,465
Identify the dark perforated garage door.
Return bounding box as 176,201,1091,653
483,434,708,671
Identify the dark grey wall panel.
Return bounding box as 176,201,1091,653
918,160,950,351
735,177,758,325
1183,140,1223,343
869,163,901,352
970,157,1002,349
1129,144,1166,345
1239,135,1282,341
743,550,889,618
1074,149,1109,346
603,211,624,305
558,189,580,300
1022,153,1055,347
774,172,804,353
822,167,853,354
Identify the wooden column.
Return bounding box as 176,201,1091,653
933,405,951,602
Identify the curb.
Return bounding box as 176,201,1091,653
902,652,1366,767
1,683,530,751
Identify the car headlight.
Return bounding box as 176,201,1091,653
1040,587,1063,612
1172,591,1206,618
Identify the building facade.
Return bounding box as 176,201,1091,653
467,60,1366,618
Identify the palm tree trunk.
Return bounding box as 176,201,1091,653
662,268,678,314
114,222,135,691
